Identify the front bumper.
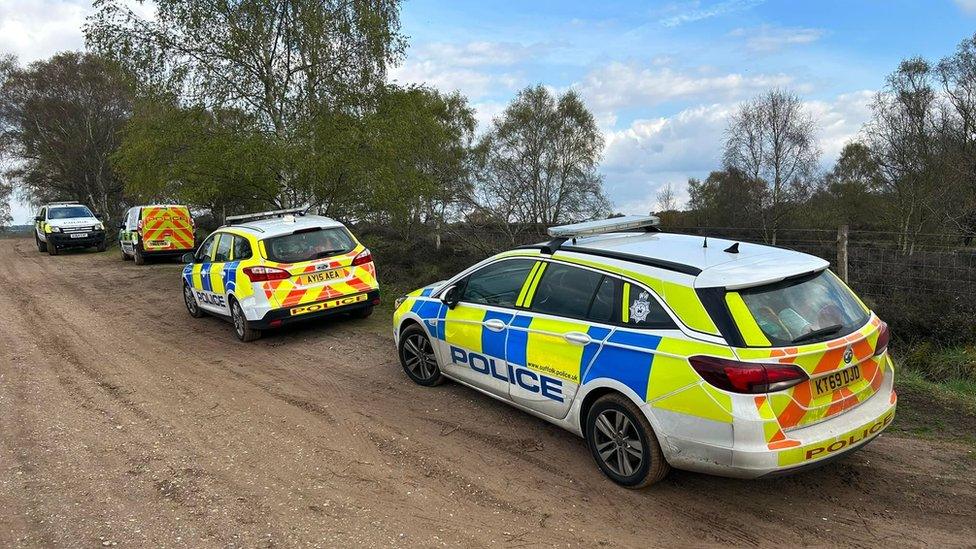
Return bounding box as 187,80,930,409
654,367,897,479
48,230,105,247
251,290,380,330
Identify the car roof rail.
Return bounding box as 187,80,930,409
225,206,308,224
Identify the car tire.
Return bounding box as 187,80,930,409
230,299,260,342
133,245,146,265
183,283,205,318
96,240,107,252
398,324,444,386
350,305,374,319
120,244,130,261
48,241,59,255
585,393,670,489
35,233,47,252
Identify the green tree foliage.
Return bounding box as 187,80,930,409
471,85,609,241
0,52,133,221
86,0,406,211
805,142,884,229
686,169,764,228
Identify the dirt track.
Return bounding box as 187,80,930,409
1,237,974,548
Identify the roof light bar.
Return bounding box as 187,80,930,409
225,207,308,223
547,215,660,238
48,201,81,206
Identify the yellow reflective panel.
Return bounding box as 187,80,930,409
661,281,719,335
516,262,542,307
522,263,548,307
652,383,733,423
443,305,485,353
524,317,588,384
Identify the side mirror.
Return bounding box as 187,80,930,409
34,215,43,222
181,252,197,264
441,284,461,309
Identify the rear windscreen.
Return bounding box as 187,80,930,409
737,271,869,346
264,227,355,264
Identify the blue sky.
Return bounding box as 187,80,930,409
3,0,976,222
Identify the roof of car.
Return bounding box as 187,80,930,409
550,231,829,290
224,214,345,238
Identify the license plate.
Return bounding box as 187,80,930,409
811,364,862,398
299,268,348,285
70,233,88,239
290,293,367,316
150,239,168,246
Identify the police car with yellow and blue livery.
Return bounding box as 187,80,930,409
182,208,379,342
393,216,896,488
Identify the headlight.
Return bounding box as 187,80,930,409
50,226,61,233
93,223,104,231
394,295,408,309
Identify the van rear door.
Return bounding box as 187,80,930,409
141,206,194,252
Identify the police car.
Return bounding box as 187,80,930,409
181,208,379,341
393,216,896,487
34,201,107,255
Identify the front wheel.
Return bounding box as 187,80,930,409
48,240,59,255
96,239,107,252
35,233,47,252
398,324,444,386
183,284,205,318
230,299,260,342
585,393,670,489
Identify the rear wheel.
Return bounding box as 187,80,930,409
230,299,260,342
585,393,669,489
35,233,47,252
398,324,444,386
350,305,373,319
133,245,145,265
183,284,204,318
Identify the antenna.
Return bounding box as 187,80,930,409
724,242,739,254
703,236,708,248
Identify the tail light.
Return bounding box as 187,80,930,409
689,355,808,394
873,321,890,356
243,266,290,282
351,249,373,267
137,219,144,231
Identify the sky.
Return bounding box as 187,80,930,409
3,0,976,223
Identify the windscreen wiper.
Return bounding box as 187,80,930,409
314,249,346,259
791,324,844,344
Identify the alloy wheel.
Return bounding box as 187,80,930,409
592,409,645,477
402,333,437,380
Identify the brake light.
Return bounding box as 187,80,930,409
689,355,808,394
873,321,890,356
351,249,373,267
243,266,290,282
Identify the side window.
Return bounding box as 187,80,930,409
196,234,217,263
622,282,674,328
460,259,536,307
39,208,46,220
529,262,610,320
588,276,618,323
127,208,140,229
232,235,252,260
213,234,233,262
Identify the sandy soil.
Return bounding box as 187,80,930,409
1,237,974,548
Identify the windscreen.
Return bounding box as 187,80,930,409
738,271,869,346
48,206,94,219
264,227,355,264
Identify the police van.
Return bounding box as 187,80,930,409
119,204,195,264
393,216,896,487
34,201,107,255
181,208,379,341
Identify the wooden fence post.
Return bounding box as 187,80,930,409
837,224,849,283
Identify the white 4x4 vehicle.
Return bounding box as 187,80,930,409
34,202,107,255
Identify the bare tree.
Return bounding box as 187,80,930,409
655,182,678,212
723,89,820,243
471,85,609,241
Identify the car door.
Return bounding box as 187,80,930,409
205,233,234,314
35,207,46,240
438,258,537,399
509,261,617,418
191,233,226,313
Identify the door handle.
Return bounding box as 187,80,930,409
564,331,592,345
484,319,507,332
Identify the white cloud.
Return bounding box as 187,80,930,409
389,40,542,101
659,0,766,27
577,61,796,113
730,25,825,53
0,0,87,62
954,0,976,14
597,91,875,214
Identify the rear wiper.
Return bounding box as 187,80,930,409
791,324,844,344
314,249,345,259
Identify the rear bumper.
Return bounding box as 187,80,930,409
251,290,380,329
48,231,105,247
655,366,897,479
